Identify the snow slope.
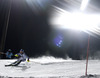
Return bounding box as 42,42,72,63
0,56,100,78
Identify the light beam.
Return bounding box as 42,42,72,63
80,0,90,11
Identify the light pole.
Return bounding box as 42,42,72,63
0,0,12,51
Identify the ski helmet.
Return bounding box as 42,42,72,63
20,49,24,52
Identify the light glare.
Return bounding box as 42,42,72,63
50,7,100,35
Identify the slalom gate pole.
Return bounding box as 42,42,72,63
85,35,90,76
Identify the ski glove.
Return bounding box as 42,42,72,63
27,58,30,62
14,54,18,57
27,60,30,62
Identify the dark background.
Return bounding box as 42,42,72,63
0,0,100,59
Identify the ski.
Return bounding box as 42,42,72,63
5,64,17,67
5,65,12,67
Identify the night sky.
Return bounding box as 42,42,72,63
0,0,100,59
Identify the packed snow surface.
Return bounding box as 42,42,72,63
0,56,100,78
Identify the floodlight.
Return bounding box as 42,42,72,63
50,7,100,35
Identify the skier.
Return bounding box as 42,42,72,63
5,49,30,66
